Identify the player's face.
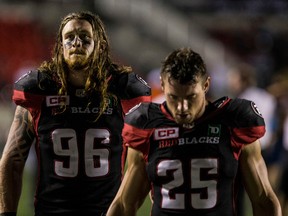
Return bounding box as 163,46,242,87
161,74,210,125
62,19,95,70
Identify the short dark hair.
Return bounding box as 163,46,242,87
161,48,208,84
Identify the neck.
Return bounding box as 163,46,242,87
196,99,209,120
68,69,89,88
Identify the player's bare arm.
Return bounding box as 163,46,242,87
107,147,150,216
0,105,35,212
239,140,282,216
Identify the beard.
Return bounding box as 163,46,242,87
70,60,88,70
66,54,92,71
175,117,193,125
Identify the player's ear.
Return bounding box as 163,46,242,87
160,76,164,91
203,76,211,94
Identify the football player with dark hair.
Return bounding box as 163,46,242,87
0,11,151,216
107,48,281,216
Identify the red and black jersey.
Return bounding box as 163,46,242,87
13,70,151,216
123,97,265,216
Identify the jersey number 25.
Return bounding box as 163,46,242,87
157,158,218,210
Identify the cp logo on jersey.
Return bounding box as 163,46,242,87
46,96,70,107
154,127,179,140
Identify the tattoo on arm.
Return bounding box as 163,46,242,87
5,106,35,163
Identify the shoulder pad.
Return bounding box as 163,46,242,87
110,72,151,99
226,98,265,127
14,70,57,95
125,102,151,128
213,96,231,108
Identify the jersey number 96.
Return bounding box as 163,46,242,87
52,128,110,178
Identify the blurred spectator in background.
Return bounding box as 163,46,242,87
267,69,288,216
227,62,278,216
281,113,288,216
147,68,165,103
0,84,14,153
228,63,277,154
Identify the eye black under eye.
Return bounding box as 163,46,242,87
65,34,74,40
187,95,196,100
169,95,178,100
79,34,90,39
80,35,92,43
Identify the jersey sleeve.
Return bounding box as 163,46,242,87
227,98,266,147
117,72,151,113
122,103,153,160
13,70,50,114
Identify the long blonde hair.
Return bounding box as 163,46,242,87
39,11,131,118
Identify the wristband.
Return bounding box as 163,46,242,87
0,213,16,216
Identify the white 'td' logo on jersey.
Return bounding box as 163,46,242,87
154,127,179,140
208,124,221,136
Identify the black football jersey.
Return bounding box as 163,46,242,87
123,97,265,216
13,70,151,216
